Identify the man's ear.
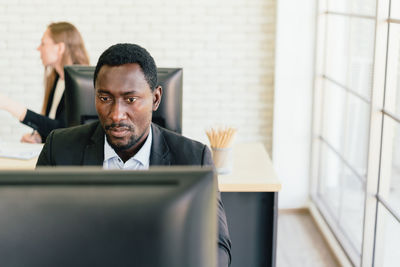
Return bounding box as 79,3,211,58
152,86,162,111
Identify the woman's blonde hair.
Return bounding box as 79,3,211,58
42,22,89,114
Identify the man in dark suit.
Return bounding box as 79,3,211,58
37,43,231,266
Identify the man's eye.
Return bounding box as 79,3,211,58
127,97,136,103
99,96,110,102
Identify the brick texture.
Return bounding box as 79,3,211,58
0,0,275,153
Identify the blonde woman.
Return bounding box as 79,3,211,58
0,22,89,143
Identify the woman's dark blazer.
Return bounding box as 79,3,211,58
22,75,66,142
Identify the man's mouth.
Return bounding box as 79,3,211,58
105,124,132,138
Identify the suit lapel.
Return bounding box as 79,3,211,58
150,123,172,166
83,122,105,166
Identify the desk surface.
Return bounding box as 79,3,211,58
218,143,281,192
0,142,281,192
0,157,39,170
0,142,43,170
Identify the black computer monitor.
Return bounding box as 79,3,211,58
64,66,183,134
0,167,217,267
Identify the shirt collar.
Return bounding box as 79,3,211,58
103,125,152,167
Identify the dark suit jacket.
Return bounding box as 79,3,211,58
22,75,67,141
37,121,232,266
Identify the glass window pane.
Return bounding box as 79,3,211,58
385,23,400,117
325,15,349,86
321,82,346,152
391,0,400,19
328,0,376,16
318,142,342,219
347,19,375,100
343,94,370,177
339,167,365,253
380,117,400,216
318,142,364,254
325,16,375,100
374,203,400,267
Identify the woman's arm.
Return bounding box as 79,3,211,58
0,92,67,141
0,93,27,121
22,102,66,141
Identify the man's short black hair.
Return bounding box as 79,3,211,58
93,43,158,90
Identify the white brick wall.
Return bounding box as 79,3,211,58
0,0,276,153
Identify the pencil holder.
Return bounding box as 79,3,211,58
211,146,233,174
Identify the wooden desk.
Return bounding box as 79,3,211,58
218,143,280,267
0,142,281,267
218,143,280,192
0,157,38,170
0,142,43,170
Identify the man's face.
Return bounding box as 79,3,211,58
95,63,161,153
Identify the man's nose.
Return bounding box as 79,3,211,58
110,101,127,122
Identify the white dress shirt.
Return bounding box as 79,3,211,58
102,126,152,170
